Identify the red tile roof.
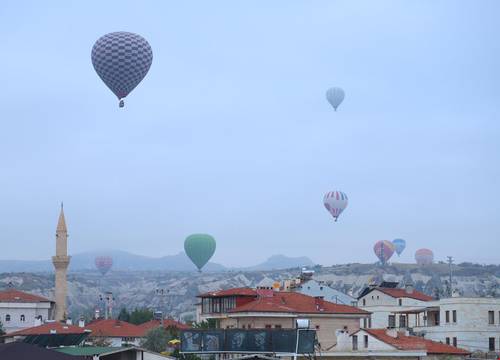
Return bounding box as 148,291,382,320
5,322,88,337
376,288,434,301
362,329,470,355
138,319,190,334
198,287,258,298
85,319,144,338
229,292,369,315
0,289,52,303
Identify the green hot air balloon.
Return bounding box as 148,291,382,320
184,234,216,272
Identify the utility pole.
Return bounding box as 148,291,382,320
155,288,169,327
446,256,454,297
99,291,114,319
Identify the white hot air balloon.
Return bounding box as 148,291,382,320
326,87,345,111
323,191,348,221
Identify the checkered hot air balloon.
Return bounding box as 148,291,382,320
91,32,153,107
323,191,348,222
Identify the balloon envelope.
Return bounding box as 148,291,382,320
415,248,434,265
184,234,216,271
91,32,153,106
392,239,406,256
323,191,348,221
95,256,113,276
373,240,395,264
326,87,345,111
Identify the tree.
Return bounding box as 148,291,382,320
129,307,154,325
140,327,172,353
0,320,5,337
118,308,130,322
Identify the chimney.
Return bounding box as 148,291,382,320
397,329,409,337
78,318,85,328
386,329,398,338
66,318,73,325
315,296,324,311
405,284,414,294
94,308,100,319
34,316,42,327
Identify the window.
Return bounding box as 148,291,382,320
446,337,450,345
371,296,374,299
368,318,372,328
453,337,457,347
352,335,358,350
364,335,369,348
242,325,246,329
5,314,10,322
315,325,320,330
20,314,25,322
445,311,450,323
363,318,367,328
452,310,457,323
265,324,272,329
275,325,282,329
376,295,379,300
489,337,495,351
362,299,366,306
388,315,396,328
398,299,402,306
489,311,495,325
399,315,407,328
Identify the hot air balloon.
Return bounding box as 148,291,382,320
91,32,153,107
373,240,395,265
392,239,406,256
95,256,113,276
323,191,348,222
326,87,345,111
415,248,434,265
184,234,216,272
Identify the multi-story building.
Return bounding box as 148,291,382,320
0,288,55,333
357,282,434,329
85,319,145,347
197,286,370,350
394,296,500,353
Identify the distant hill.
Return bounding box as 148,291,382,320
243,254,315,271
0,251,314,273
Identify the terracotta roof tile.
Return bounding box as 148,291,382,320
85,319,144,338
0,289,52,303
5,322,88,337
229,292,369,315
198,287,257,298
376,288,434,301
362,329,470,355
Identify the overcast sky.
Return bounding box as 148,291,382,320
0,1,499,267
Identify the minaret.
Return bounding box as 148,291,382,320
52,203,71,321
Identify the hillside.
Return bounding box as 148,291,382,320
1,262,498,322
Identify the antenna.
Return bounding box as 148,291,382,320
446,256,454,297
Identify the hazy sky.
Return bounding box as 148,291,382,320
1,1,499,267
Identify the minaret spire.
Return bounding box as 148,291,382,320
52,203,71,321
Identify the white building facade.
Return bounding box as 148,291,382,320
0,289,54,333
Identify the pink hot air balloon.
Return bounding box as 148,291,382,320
373,240,395,265
323,191,348,222
95,256,113,276
415,248,434,265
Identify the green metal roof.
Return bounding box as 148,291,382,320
54,346,121,356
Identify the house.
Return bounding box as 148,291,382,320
0,288,55,333
357,282,433,328
85,319,145,347
139,318,190,334
1,320,90,346
55,346,174,360
0,342,76,360
393,295,500,353
334,328,470,359
197,286,370,350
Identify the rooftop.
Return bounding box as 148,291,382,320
361,329,470,355
198,287,258,298
229,291,369,315
0,289,52,303
85,319,145,338
4,322,89,337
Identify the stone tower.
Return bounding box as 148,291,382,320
52,203,71,321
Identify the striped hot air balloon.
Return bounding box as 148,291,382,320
415,248,434,265
326,87,345,111
323,191,348,222
392,239,406,256
373,240,395,265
